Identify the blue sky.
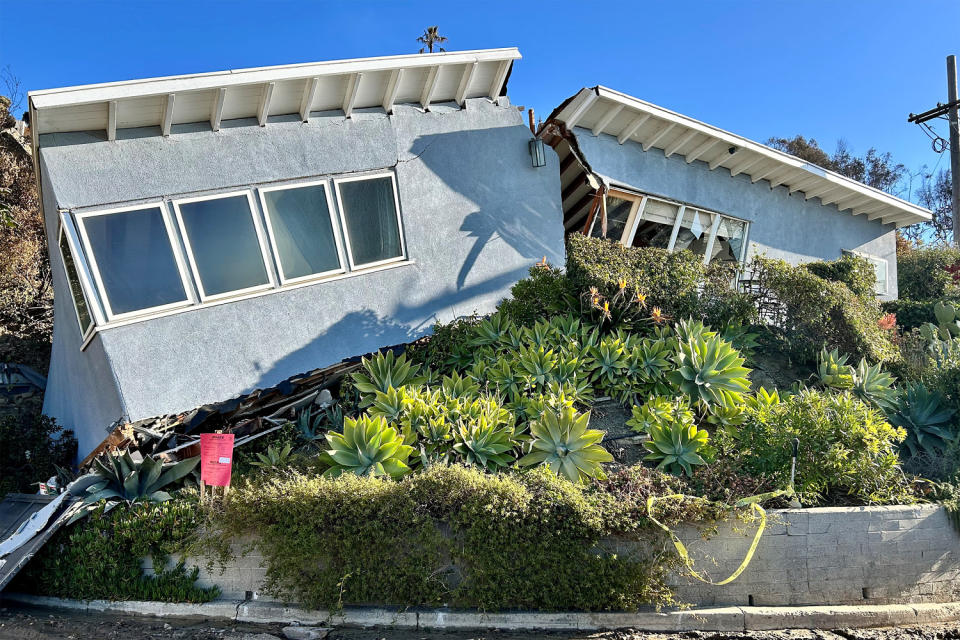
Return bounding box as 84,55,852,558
1,0,957,201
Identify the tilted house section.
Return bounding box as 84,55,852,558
541,86,931,299
30,48,564,458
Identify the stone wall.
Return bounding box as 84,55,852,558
151,504,960,607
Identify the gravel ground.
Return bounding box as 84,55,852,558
2,604,960,640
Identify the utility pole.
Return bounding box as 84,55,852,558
948,55,960,248
908,55,960,247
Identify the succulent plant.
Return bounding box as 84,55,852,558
888,382,957,458
350,350,426,406
469,313,515,347
920,302,960,342
635,398,710,476
816,348,854,389
744,386,781,410
626,396,678,434
453,416,517,471
516,345,559,387
440,370,480,399
69,451,199,523
670,334,751,408
589,339,628,387
519,407,612,484
322,415,414,479
851,358,897,412
250,443,299,470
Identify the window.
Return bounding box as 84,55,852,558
597,190,749,266
334,174,405,268
57,224,94,338
259,182,344,284
843,249,888,295
173,192,273,300
76,204,191,319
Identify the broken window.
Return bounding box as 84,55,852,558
76,205,190,318
600,190,749,265
260,182,344,284
335,174,405,268
174,192,273,300
57,224,93,338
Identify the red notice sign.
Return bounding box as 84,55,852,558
200,433,235,487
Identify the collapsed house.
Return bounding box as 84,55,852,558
28,48,565,458
540,86,931,298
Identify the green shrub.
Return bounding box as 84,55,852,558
14,499,218,603
565,235,753,327
804,253,877,298
726,389,913,505
208,464,730,611
496,264,577,326
750,256,897,365
898,247,960,302
882,299,936,331
0,412,76,497
406,316,481,371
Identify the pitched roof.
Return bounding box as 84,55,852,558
546,86,931,228
28,48,520,140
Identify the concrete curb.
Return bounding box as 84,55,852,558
3,593,960,631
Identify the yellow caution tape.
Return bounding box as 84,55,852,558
646,488,792,586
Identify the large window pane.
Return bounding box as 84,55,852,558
177,195,270,297
631,198,679,248
58,229,92,334
591,196,632,241
711,218,748,263
81,207,187,315
671,208,712,257
337,176,403,266
262,184,341,281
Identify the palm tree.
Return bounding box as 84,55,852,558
417,26,448,54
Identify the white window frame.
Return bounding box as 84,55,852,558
172,190,277,302
74,202,196,322
605,189,750,266
843,249,889,296
257,179,347,286
333,172,407,270
57,220,96,342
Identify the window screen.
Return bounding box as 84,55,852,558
336,176,403,267
262,184,341,281
177,194,270,298
81,207,188,315
58,228,93,334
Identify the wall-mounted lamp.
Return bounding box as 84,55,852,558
529,138,547,168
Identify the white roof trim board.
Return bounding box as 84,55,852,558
552,86,931,228
28,48,520,139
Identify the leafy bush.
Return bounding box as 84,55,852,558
804,253,877,298
496,264,577,326
0,412,76,497
207,464,732,611
881,299,936,331
749,256,897,365
15,499,218,603
565,234,753,328
897,246,960,302
405,316,481,371
726,389,913,505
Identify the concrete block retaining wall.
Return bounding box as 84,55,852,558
148,504,960,608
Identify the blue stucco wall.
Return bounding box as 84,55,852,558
39,99,564,454
39,158,126,457
571,127,898,299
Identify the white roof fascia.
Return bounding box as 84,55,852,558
30,48,520,109
553,86,931,227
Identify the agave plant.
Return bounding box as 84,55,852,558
519,407,612,484
850,358,897,412
440,370,480,399
626,396,679,434
469,313,515,347
350,350,426,406
70,452,199,523
744,386,781,410
516,345,560,387
636,400,710,476
888,382,957,458
322,415,414,479
816,348,854,389
589,339,628,387
250,443,299,470
368,385,415,424
452,416,517,471
670,334,751,408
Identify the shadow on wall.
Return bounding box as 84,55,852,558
407,127,563,290
249,124,563,392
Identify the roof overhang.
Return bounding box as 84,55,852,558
28,48,520,140
547,86,931,228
